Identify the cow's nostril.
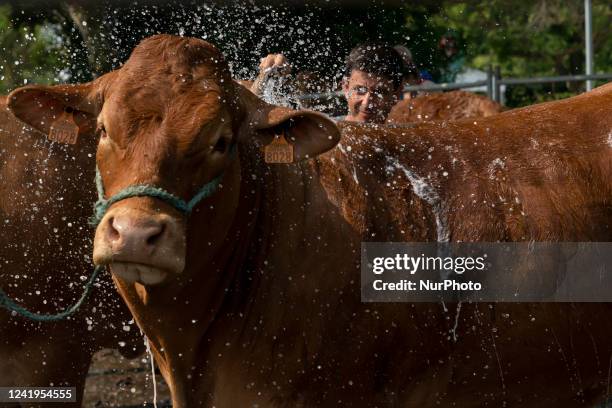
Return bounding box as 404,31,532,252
108,216,120,241
146,223,165,247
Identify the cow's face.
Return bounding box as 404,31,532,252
8,35,340,287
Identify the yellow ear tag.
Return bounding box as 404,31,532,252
264,130,294,164
49,110,79,144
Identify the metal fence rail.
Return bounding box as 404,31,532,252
403,80,488,92
499,73,612,85
297,71,612,106
405,71,612,104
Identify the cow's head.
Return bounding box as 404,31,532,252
8,35,339,288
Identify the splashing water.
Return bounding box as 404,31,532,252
259,70,294,107
145,336,158,408
385,155,449,242
450,300,462,342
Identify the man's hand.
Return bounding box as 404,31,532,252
251,54,292,96
259,54,291,75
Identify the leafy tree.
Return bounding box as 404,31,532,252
0,4,66,93
0,1,609,107
429,0,612,105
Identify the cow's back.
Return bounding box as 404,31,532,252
341,84,611,242
439,84,612,241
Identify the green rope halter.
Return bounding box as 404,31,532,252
90,168,223,227
1,146,232,321
1,167,223,320
0,265,103,321
91,144,235,226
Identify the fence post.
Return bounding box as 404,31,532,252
486,65,493,100
494,66,502,104
585,0,594,91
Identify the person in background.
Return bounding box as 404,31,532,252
393,45,437,99
438,31,466,83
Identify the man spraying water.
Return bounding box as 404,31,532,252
253,43,405,124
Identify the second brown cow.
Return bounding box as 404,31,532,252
387,90,503,123
0,97,143,405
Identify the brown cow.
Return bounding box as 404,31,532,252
387,90,503,123
7,35,612,407
0,97,143,406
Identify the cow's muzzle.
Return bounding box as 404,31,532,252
93,206,185,285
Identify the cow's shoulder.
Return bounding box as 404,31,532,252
314,122,440,240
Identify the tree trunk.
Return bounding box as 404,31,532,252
61,1,118,77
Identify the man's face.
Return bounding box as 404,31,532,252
342,69,400,124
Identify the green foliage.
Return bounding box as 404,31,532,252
0,1,609,107
0,4,69,94
427,0,612,106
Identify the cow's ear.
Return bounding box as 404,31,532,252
236,82,340,161
7,71,117,140
254,106,340,161
7,83,99,139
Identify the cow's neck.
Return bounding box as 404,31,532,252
135,129,447,406
140,146,368,406
128,146,360,406
336,122,453,242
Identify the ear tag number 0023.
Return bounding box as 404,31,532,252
264,130,294,164
49,110,79,144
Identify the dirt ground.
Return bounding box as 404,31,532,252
83,349,171,407
40,348,612,407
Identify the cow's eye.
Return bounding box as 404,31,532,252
213,137,228,153
97,125,107,139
